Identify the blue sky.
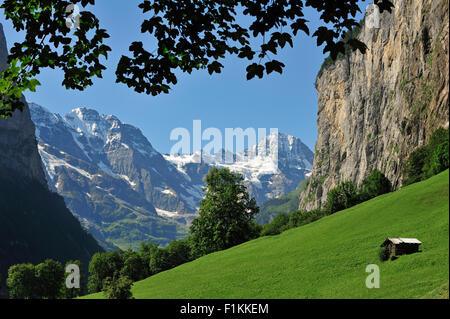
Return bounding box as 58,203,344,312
0,1,368,154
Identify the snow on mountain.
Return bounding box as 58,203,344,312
164,132,313,203
30,103,313,249
29,103,197,249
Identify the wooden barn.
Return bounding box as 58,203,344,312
380,238,422,256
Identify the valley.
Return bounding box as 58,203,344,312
30,103,313,249
0,0,448,302
83,170,449,299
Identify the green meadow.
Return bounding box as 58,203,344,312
83,170,449,299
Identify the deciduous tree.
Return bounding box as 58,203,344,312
102,276,134,299
120,251,147,282
87,251,123,293
1,0,393,117
361,170,391,201
190,168,259,256
325,181,360,214
35,259,65,299
6,263,38,299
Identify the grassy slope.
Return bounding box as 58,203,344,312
84,170,449,299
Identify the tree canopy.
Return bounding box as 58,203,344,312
0,0,110,118
361,170,391,200
325,180,360,214
1,0,393,117
190,168,260,256
102,276,134,299
87,251,123,293
6,259,65,299
403,128,449,186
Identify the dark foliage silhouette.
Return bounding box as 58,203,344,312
1,0,393,116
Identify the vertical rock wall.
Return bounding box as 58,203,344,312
300,0,449,210
0,23,47,184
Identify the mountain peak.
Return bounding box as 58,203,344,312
30,104,315,248
29,102,52,114
64,107,111,142
261,131,303,145
66,107,103,124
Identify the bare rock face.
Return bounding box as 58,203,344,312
0,24,103,286
29,102,313,249
299,0,449,210
0,23,47,185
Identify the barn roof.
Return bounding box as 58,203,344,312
398,238,422,244
381,237,422,246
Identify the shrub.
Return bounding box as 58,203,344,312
259,209,327,237
361,170,392,201
138,242,159,273
102,276,134,299
325,181,360,214
403,146,428,186
403,128,449,185
431,140,449,175
87,251,123,293
378,246,391,262
261,213,289,236
422,128,449,178
287,210,304,229
248,220,263,239
165,239,193,269
120,251,147,282
288,210,327,229
149,248,171,275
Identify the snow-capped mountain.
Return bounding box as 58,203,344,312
30,103,313,249
30,103,201,249
164,132,313,203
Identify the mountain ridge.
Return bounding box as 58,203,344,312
30,103,313,249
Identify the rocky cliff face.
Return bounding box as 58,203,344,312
0,24,47,184
299,0,449,210
0,24,103,285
